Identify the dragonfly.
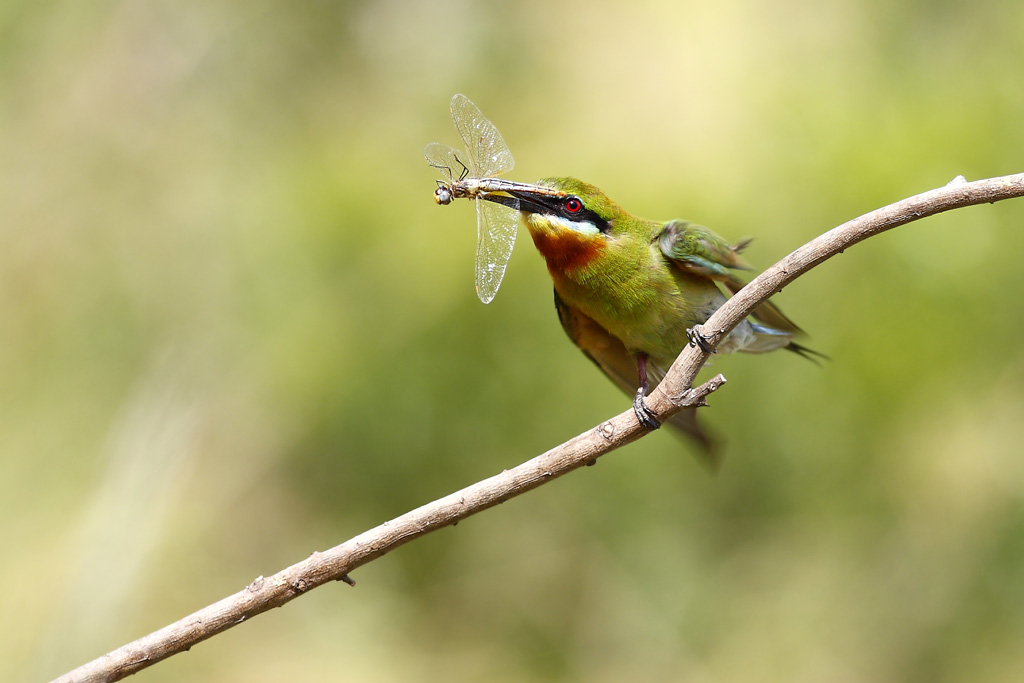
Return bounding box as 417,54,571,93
424,94,564,303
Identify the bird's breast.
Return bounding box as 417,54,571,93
551,261,714,364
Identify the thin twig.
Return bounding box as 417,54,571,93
52,173,1024,683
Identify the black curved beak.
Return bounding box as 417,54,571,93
480,185,562,216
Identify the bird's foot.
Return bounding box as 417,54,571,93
633,388,661,430
686,326,717,354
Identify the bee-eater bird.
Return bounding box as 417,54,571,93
482,177,816,465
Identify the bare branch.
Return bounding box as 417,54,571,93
52,173,1024,683
649,173,1024,410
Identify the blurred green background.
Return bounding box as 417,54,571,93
4,1,1024,681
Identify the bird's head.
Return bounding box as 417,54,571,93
483,177,629,272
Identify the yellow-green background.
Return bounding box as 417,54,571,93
5,1,1024,681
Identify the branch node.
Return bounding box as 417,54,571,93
662,373,726,411
339,574,356,587
597,421,616,440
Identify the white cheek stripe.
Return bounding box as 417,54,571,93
548,214,600,236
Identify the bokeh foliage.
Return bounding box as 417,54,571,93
4,1,1024,681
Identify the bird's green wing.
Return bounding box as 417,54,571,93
658,219,803,336
553,289,720,469
657,220,751,280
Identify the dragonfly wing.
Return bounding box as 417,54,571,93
423,142,463,181
474,198,518,303
451,94,514,177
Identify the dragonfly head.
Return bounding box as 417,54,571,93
434,184,453,205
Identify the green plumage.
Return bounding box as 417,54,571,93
485,177,815,462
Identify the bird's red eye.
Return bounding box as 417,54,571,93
565,197,583,213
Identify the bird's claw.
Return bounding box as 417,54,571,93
686,326,717,354
633,389,661,430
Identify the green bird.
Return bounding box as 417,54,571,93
482,177,816,464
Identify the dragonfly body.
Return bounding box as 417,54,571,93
434,177,565,206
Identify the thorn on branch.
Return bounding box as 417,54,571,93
339,574,356,587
